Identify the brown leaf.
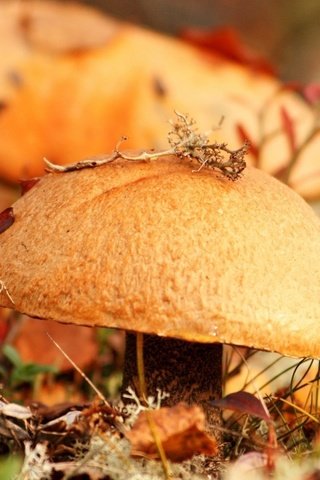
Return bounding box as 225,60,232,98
20,178,40,196
0,101,8,112
126,403,217,462
0,207,14,234
0,308,10,340
212,391,270,421
30,382,85,406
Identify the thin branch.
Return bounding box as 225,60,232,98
0,280,14,304
46,332,125,433
44,112,248,181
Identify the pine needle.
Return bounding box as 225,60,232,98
46,332,108,405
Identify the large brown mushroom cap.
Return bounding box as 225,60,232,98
0,157,320,358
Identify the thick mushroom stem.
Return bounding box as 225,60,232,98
122,333,222,438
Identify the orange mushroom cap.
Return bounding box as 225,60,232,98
0,156,320,358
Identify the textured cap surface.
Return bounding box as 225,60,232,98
1,157,320,358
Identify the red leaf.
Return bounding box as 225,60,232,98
0,321,8,341
181,27,276,76
20,177,40,196
236,123,259,164
302,83,320,106
280,106,296,155
281,81,303,93
0,207,14,234
282,82,320,106
212,391,270,421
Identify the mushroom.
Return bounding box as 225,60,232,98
1,155,320,452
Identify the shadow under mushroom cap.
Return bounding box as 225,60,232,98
0,156,320,358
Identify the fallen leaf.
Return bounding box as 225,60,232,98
181,27,275,75
0,401,32,419
0,308,10,340
31,382,85,406
211,391,270,421
30,400,89,423
0,207,14,234
20,178,40,196
0,417,30,441
126,403,217,462
41,410,82,430
0,183,18,212
13,316,98,373
302,83,320,106
228,452,268,474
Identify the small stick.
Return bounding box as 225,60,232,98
0,280,14,304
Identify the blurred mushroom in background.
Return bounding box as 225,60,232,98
0,1,319,200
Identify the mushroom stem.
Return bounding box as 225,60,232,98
122,332,222,437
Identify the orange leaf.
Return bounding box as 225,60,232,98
126,403,217,462
13,317,98,372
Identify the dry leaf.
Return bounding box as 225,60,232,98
228,452,268,474
20,177,40,196
0,183,18,212
0,207,14,234
13,316,98,372
0,401,32,419
0,307,10,340
126,403,217,462
33,382,85,406
212,391,270,421
181,27,275,75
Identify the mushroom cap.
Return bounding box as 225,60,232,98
0,156,320,358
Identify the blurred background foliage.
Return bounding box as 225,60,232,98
81,0,320,82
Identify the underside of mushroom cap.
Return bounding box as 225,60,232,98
0,156,320,358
